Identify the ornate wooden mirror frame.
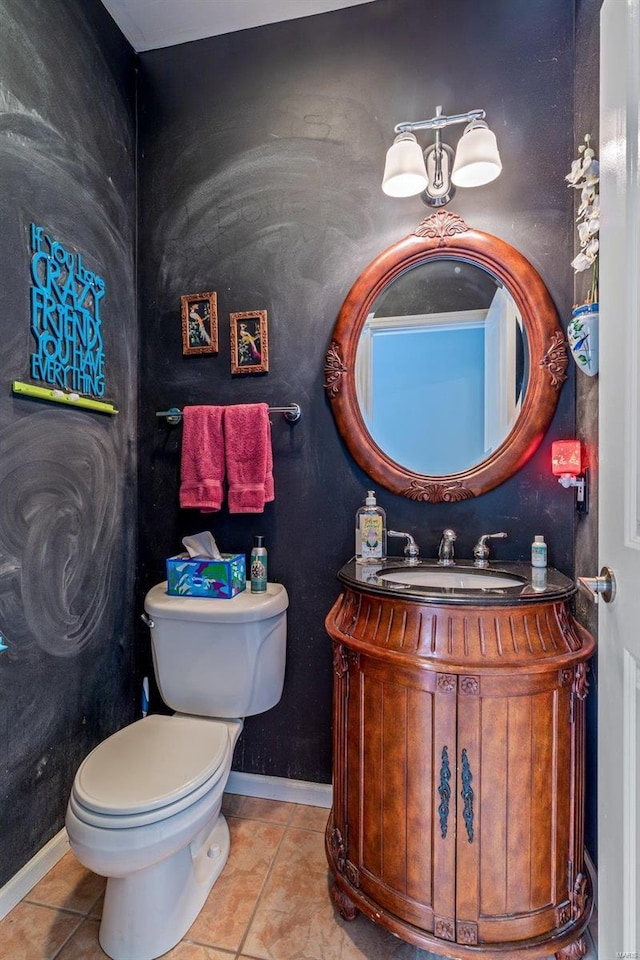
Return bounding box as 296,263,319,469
324,211,568,502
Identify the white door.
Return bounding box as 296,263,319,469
598,0,640,952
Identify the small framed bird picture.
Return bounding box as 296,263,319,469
230,310,269,375
181,291,218,356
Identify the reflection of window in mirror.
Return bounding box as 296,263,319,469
355,293,527,476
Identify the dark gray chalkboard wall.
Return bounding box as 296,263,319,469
137,0,578,785
0,0,136,886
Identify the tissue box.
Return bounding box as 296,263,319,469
166,553,246,599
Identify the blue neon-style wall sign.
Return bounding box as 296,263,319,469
29,224,106,397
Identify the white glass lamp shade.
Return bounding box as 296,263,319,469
382,133,428,197
451,120,502,188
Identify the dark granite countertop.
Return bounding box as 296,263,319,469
337,558,576,606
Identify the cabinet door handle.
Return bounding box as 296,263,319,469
438,745,451,838
460,748,474,843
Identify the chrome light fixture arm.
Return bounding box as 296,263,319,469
394,106,486,135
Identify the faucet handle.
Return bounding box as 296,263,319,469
473,531,508,566
388,530,420,563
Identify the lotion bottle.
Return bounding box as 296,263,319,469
355,490,387,563
531,535,547,568
250,535,268,593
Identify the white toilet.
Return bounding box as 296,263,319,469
66,580,288,960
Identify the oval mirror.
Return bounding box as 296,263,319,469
324,212,568,501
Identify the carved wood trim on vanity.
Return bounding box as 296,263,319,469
556,937,588,960
327,589,588,667
456,921,479,945
434,917,456,941
325,585,595,959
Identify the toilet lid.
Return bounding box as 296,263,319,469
73,715,230,816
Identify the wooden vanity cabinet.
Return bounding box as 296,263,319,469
325,582,595,959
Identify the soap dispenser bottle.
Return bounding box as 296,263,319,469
250,536,268,593
355,490,387,563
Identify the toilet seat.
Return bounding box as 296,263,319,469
71,715,231,829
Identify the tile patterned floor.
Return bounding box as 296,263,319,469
0,795,440,960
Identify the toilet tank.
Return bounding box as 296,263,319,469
144,582,288,718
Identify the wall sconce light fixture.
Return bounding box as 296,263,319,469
551,440,588,512
382,105,502,206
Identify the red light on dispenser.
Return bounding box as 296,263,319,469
551,440,582,477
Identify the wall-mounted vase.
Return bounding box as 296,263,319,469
567,302,599,377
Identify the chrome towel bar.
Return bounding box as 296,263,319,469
155,403,301,425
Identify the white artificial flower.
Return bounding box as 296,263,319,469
585,237,599,259
571,251,593,272
577,186,597,217
567,136,599,290
565,158,584,185
586,213,599,235
577,220,592,245
581,158,600,186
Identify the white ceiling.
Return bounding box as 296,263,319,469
100,0,376,52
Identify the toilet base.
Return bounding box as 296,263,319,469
98,814,230,960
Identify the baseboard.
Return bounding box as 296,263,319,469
0,829,70,921
226,771,333,808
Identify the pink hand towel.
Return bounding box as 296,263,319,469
179,405,225,512
225,403,275,513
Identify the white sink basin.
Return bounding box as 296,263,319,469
380,568,523,589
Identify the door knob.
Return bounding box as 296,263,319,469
578,566,616,604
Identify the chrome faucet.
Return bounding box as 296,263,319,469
438,528,457,566
473,531,508,567
388,530,420,564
